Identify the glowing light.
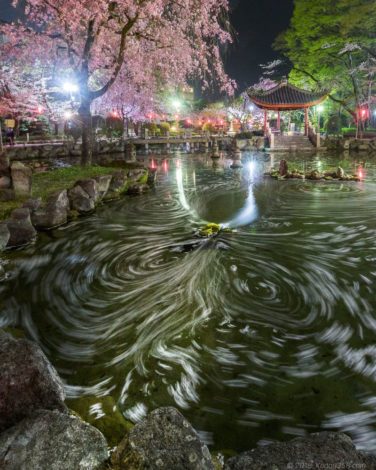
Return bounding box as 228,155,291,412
317,105,324,113
248,105,254,112
150,159,156,170
63,82,79,93
172,98,182,110
64,111,72,119
37,105,43,114
358,166,365,180
186,119,192,125
171,125,177,132
163,160,168,173
111,111,119,118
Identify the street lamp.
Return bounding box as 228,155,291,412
63,82,79,93
316,105,324,132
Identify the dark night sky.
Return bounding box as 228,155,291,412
1,0,294,93
227,0,294,91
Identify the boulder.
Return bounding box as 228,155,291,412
337,167,345,179
0,410,108,470
0,153,10,177
68,185,95,214
74,178,100,202
109,170,128,194
31,190,69,230
5,208,37,248
0,332,66,433
279,159,288,177
127,168,147,183
224,432,376,470
147,168,157,186
127,183,150,195
22,197,42,213
0,264,5,281
10,162,32,197
111,407,214,470
94,175,112,198
0,176,11,189
0,224,10,251
0,189,15,202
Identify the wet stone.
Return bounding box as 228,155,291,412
224,432,376,470
0,410,108,470
0,332,66,432
111,407,214,470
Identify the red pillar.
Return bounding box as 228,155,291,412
277,111,281,131
304,108,309,136
264,110,268,134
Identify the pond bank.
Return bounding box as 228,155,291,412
0,154,151,252
0,330,374,469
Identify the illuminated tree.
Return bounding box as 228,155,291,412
1,0,235,164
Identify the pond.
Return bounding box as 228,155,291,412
1,150,376,453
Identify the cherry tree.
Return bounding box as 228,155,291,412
1,0,235,164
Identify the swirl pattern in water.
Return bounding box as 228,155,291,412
1,151,376,452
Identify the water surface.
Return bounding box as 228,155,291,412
1,151,376,452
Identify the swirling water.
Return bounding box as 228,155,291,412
1,151,376,452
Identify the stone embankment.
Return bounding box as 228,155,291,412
325,136,376,152
4,139,126,161
0,330,375,469
0,152,152,251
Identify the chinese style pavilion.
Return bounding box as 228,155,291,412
248,81,328,136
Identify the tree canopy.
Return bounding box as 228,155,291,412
275,0,376,120
1,0,235,163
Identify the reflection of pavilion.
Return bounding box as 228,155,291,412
248,81,328,151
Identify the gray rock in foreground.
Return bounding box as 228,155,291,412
111,406,214,469
11,161,32,197
0,224,10,251
0,332,66,432
224,432,376,470
5,208,37,247
68,184,95,214
0,409,108,470
31,190,70,229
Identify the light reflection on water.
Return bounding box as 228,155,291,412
1,151,376,452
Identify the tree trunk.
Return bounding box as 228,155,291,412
78,99,93,166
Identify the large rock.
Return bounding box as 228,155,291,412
127,168,147,183
0,332,66,432
0,189,15,202
94,175,112,198
22,197,42,213
5,208,37,248
111,407,214,470
224,432,376,470
74,179,100,202
31,190,69,230
68,185,95,214
0,224,10,251
109,170,128,194
279,159,288,177
127,183,150,195
0,153,10,177
0,176,11,189
10,162,32,197
0,409,108,470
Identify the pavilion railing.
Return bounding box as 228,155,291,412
308,123,321,148
265,124,274,149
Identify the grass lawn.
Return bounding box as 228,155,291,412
0,165,120,221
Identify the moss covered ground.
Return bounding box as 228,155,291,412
0,164,136,221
